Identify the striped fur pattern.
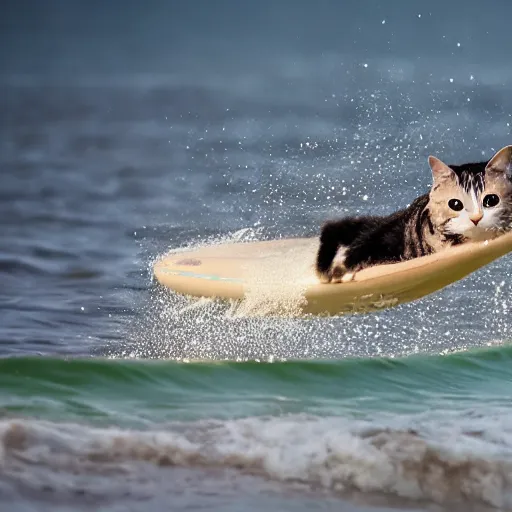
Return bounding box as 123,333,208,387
316,145,512,283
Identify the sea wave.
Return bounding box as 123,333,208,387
2,412,512,509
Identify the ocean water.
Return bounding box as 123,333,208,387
2,1,512,510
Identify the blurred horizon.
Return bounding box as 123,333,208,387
2,0,511,79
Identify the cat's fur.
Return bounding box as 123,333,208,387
316,145,512,283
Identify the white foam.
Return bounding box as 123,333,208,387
227,238,318,318
2,413,512,509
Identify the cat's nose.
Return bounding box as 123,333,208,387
470,213,483,225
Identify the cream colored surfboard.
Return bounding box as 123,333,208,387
153,232,512,317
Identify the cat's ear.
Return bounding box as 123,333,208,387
485,145,512,175
428,155,455,182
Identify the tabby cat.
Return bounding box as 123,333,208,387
316,145,512,282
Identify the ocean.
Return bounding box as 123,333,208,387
2,1,512,510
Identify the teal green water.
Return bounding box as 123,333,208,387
2,343,511,428
2,345,512,511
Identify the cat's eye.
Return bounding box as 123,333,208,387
448,199,463,211
483,194,500,208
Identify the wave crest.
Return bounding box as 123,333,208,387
2,416,512,509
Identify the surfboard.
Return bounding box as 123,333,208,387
153,232,512,317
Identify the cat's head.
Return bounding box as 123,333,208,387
427,145,512,241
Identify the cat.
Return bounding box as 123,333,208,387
316,145,512,283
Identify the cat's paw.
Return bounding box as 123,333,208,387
330,263,348,283
316,263,348,283
316,269,333,283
